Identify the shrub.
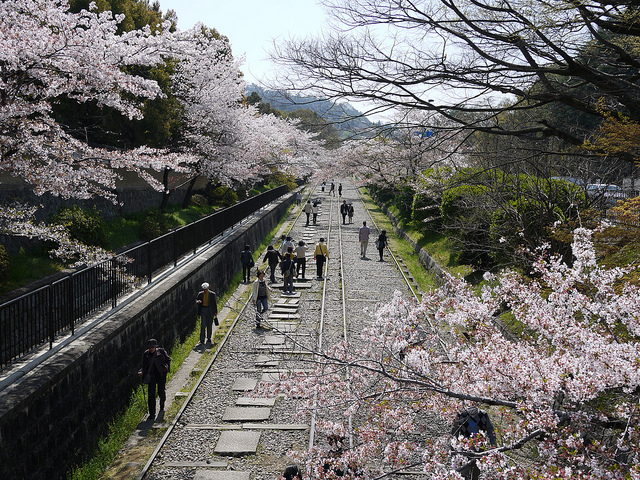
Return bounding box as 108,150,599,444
50,205,105,246
412,193,442,232
0,245,9,280
189,194,209,207
210,186,238,207
142,211,169,240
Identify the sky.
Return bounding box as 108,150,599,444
158,0,330,85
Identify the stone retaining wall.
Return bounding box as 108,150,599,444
0,193,295,480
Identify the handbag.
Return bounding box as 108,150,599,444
142,372,151,384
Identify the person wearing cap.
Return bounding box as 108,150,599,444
314,237,329,279
196,282,218,344
138,338,171,420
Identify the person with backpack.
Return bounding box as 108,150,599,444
262,245,282,283
240,244,254,284
314,237,329,279
281,247,297,294
451,407,496,480
138,338,171,421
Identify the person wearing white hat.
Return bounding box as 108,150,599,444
196,282,218,344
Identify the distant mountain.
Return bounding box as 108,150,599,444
246,85,375,137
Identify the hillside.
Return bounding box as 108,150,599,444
246,85,375,138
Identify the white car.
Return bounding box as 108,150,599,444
586,184,625,198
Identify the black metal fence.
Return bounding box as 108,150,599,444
0,186,289,370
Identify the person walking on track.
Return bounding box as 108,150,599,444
263,245,282,283
359,221,371,258
251,270,272,328
281,247,297,293
303,200,312,226
295,240,308,279
340,200,348,225
138,338,170,421
376,230,389,261
196,282,218,344
314,237,329,279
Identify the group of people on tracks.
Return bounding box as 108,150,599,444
139,184,390,423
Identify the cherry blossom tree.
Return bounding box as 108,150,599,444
0,0,200,200
0,0,324,266
0,0,203,263
333,110,468,187
171,30,323,188
265,227,640,479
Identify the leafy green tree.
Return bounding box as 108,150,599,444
286,108,342,148
439,168,585,269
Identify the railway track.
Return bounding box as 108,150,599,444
138,179,449,480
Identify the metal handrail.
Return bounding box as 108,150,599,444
0,186,290,370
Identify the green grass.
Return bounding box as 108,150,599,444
0,203,220,296
103,204,217,251
69,386,148,480
69,325,202,480
359,187,472,290
0,249,66,296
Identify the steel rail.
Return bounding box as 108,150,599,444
307,192,336,450
336,193,354,450
355,185,453,361
137,291,254,479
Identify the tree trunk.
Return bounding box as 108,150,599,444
160,167,171,212
181,176,198,208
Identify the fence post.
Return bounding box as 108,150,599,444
48,285,54,350
111,258,117,309
69,274,75,336
147,241,152,285
174,230,179,268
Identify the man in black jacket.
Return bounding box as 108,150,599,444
263,245,282,283
138,338,171,420
340,200,348,224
